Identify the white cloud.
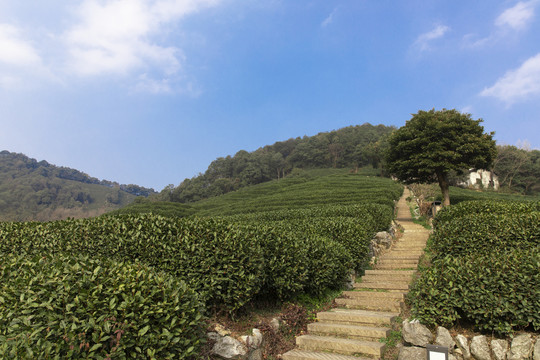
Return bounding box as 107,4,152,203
480,53,540,105
321,8,337,28
64,0,221,92
0,24,42,66
413,25,450,51
495,0,538,30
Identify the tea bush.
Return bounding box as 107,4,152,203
430,212,539,259
409,249,540,334
0,253,203,359
0,215,266,312
433,200,540,230
410,200,540,335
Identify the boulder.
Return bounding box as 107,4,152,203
534,338,540,360
491,339,508,360
269,318,280,331
470,335,491,360
211,335,248,359
402,319,433,347
435,326,456,349
247,348,262,360
398,346,426,360
508,334,533,360
240,328,263,349
455,335,471,360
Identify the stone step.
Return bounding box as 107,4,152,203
360,274,413,282
377,259,418,267
354,281,409,291
296,335,385,357
317,309,398,326
335,297,401,312
364,270,416,276
391,246,425,250
282,349,373,360
378,255,421,260
374,263,417,270
308,322,390,341
342,290,406,300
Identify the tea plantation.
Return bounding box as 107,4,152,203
409,200,540,335
0,172,403,359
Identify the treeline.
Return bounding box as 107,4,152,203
160,123,394,203
493,145,540,195
1,151,155,197
0,151,155,221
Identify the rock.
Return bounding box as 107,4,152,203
449,354,460,360
456,335,471,360
247,348,263,360
470,335,491,360
435,326,456,349
240,328,263,349
491,339,508,360
534,338,540,360
402,319,433,347
212,335,248,359
508,334,533,360
398,346,426,360
215,324,231,337
270,318,280,331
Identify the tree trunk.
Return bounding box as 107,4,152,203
436,171,451,206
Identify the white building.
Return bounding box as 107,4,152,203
458,169,500,190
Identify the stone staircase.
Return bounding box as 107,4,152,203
282,189,429,360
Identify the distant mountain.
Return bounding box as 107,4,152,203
159,123,395,203
0,151,156,221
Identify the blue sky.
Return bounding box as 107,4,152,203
1,0,539,190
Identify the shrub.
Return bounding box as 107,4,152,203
409,249,540,335
0,253,204,359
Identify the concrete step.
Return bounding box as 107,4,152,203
360,274,414,283
365,269,416,276
296,335,385,357
354,281,409,291
282,349,373,360
317,309,398,326
360,274,413,283
342,290,406,300
335,297,401,312
376,259,418,265
308,322,390,341
374,263,417,270
378,255,421,260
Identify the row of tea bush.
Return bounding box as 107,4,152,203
409,200,540,335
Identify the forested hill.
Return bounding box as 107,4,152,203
0,151,156,221
160,123,395,203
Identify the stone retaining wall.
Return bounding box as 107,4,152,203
399,319,540,360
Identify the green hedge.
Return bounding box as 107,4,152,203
0,215,266,312
0,253,203,359
409,249,540,335
410,200,540,335
433,200,540,230
0,213,356,311
253,224,352,299
430,212,540,259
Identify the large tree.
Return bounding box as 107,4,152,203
385,109,497,206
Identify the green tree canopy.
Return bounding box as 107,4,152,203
385,109,497,206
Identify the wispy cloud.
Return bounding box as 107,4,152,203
463,0,539,48
64,0,218,82
495,0,538,31
413,25,450,51
480,53,540,105
0,24,42,66
0,0,223,94
321,8,337,28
